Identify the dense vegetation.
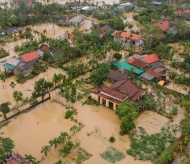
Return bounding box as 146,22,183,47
116,102,139,135
0,133,15,162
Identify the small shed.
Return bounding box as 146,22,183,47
140,72,154,81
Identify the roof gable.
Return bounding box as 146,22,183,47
100,86,127,100
39,44,50,52
143,54,159,64
112,30,142,41
154,20,169,31
128,57,147,69
21,51,40,62
146,69,163,79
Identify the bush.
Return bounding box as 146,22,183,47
65,110,74,119
154,143,175,164
109,136,115,143
113,53,122,60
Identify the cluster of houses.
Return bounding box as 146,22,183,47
117,54,169,84
58,15,85,26
3,51,40,77
91,53,169,110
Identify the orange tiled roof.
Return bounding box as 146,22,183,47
21,51,40,63
112,30,142,41
143,54,159,64
154,20,169,31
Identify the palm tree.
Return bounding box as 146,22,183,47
32,78,53,101
0,72,7,88
43,29,47,35
70,125,79,135
49,138,60,149
41,145,51,156
9,81,16,89
59,132,69,143
58,141,74,157
0,102,11,120
16,72,24,83
25,154,36,164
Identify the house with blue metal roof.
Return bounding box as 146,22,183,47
115,61,144,76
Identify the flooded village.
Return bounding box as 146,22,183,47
0,0,190,164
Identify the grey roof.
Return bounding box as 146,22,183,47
6,58,20,66
149,61,163,69
140,72,154,81
154,67,167,73
21,67,33,77
152,1,163,5
107,70,128,81
14,63,33,73
4,27,21,35
100,25,113,33
69,16,84,23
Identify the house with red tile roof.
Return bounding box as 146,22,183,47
91,79,145,110
64,33,74,45
21,51,40,64
142,54,159,64
111,30,143,47
175,10,190,17
4,152,28,164
37,44,50,58
128,57,149,69
154,20,170,31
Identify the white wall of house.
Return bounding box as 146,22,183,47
113,36,142,47
90,93,99,101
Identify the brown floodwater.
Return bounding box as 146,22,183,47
0,11,186,164
0,21,93,61
0,84,184,164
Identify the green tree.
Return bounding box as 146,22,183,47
9,81,16,89
70,125,79,135
115,102,139,134
32,78,53,101
90,63,110,86
41,145,51,156
58,132,69,143
25,154,36,164
0,133,15,162
0,102,11,120
58,141,74,157
139,95,157,111
13,91,23,104
113,53,122,60
16,72,24,83
49,138,60,149
0,72,7,88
